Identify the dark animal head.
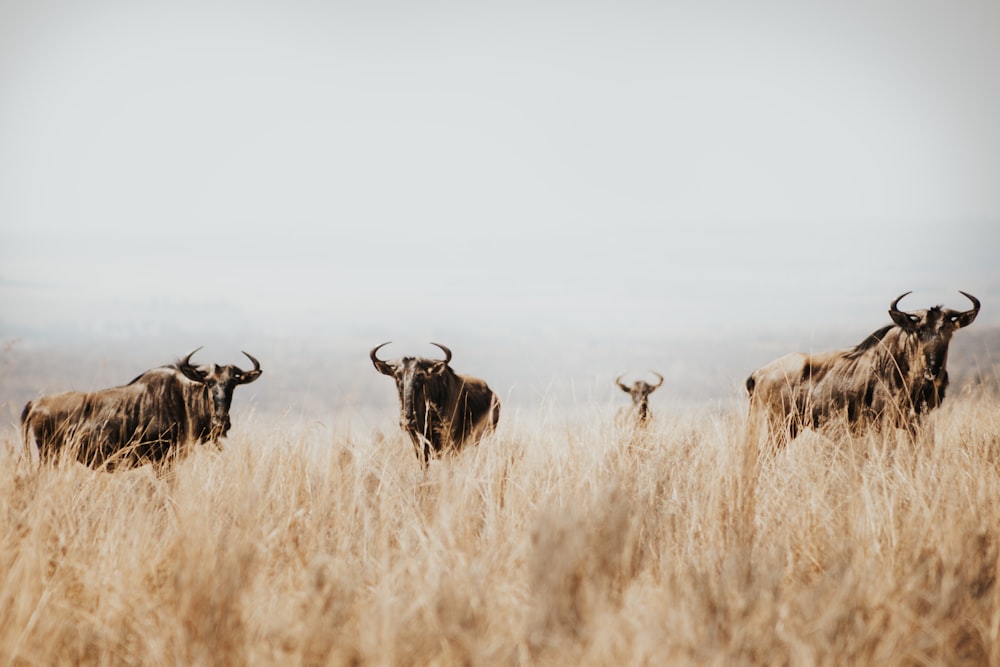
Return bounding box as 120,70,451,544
887,291,980,381
371,342,452,431
617,372,664,422
176,348,262,441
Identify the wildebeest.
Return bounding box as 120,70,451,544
746,291,980,445
616,372,664,428
21,348,262,469
370,342,500,464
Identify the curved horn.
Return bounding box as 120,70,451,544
959,290,981,315
954,291,981,328
650,372,664,388
237,350,263,384
179,346,203,368
370,342,395,375
176,347,207,383
370,342,392,364
241,351,261,372
616,374,630,392
889,291,913,315
430,342,452,365
888,291,919,330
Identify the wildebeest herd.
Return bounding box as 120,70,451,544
17,292,982,470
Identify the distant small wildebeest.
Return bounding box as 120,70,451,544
746,291,980,445
616,372,664,428
21,348,262,469
370,342,500,465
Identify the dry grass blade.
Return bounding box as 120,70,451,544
1,393,999,665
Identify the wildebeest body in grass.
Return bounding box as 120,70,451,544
616,372,664,428
371,342,500,465
746,291,980,445
21,349,262,469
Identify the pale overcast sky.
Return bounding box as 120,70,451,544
1,1,998,341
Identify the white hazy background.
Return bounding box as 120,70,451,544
1,1,999,424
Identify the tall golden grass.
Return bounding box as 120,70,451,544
2,392,1000,665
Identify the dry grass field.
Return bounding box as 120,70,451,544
2,390,1000,665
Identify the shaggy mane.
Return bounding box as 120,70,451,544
845,324,896,360
845,304,944,360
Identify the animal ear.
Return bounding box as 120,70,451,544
949,310,978,329
178,364,209,384
372,359,396,376
889,309,919,331
432,361,449,374
370,342,397,376
238,369,262,384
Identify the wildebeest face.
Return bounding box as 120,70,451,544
178,350,262,440
395,358,448,429
371,342,451,431
889,291,980,381
617,373,664,406
619,381,659,405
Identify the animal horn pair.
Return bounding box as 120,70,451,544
179,348,260,373
890,291,980,318
616,372,664,390
370,342,452,365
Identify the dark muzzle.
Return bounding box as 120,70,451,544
402,388,420,430
211,416,232,438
